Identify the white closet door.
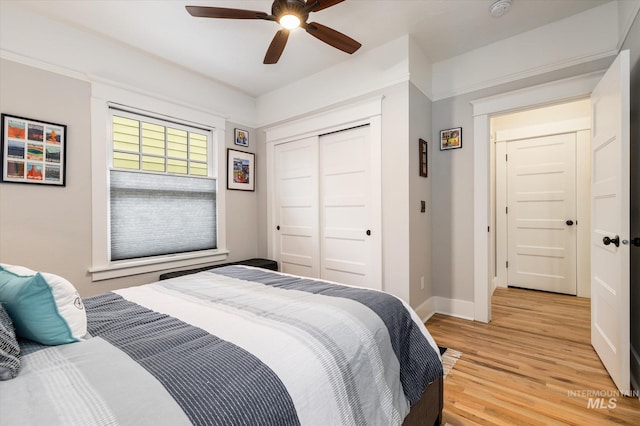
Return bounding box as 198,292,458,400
320,126,380,289
273,137,320,278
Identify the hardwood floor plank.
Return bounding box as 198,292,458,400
426,287,640,425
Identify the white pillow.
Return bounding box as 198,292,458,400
0,264,87,345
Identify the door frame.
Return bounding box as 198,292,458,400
493,119,592,298
470,71,605,322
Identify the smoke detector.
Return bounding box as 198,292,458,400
490,0,512,17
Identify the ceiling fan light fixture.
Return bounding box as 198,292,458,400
186,0,361,64
279,13,301,30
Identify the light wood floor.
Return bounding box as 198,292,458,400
426,287,640,425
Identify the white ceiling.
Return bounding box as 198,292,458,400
10,0,613,97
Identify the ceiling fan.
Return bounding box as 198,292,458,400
186,0,362,64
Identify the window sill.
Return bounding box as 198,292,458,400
89,249,229,282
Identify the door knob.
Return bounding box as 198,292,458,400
566,220,574,226
632,237,640,247
366,230,371,236
603,235,620,247
276,225,280,231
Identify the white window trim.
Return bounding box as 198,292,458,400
90,81,228,282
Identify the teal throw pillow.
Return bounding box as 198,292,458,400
0,264,87,345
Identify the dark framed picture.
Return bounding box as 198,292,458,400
419,138,428,177
1,113,67,186
440,127,462,151
234,128,249,147
227,149,255,191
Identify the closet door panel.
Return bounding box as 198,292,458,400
273,137,320,278
320,126,378,289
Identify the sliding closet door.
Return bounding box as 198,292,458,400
273,137,320,278
320,126,380,289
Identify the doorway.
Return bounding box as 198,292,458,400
470,71,604,323
491,99,591,297
473,53,630,393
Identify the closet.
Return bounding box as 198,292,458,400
271,125,382,290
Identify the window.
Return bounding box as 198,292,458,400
108,108,216,261
111,110,209,176
90,82,227,281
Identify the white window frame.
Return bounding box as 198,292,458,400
90,81,228,281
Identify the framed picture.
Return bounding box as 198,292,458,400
234,128,249,147
227,149,255,191
419,138,428,177
440,127,462,151
1,113,67,186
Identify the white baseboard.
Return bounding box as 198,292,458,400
414,297,437,323
434,296,475,321
631,344,640,399
416,296,475,323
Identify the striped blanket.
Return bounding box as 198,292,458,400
0,266,442,425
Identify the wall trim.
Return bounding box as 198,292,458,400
91,78,229,127
434,297,475,321
432,50,615,102
414,296,475,323
471,71,604,117
263,96,384,144
1,48,88,82
414,297,436,323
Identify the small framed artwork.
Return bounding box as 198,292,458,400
419,138,428,177
227,149,255,191
1,113,67,186
440,127,462,151
234,128,249,147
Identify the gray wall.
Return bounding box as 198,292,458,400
621,10,640,388
408,83,433,307
0,59,93,293
0,59,259,297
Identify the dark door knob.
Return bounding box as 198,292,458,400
632,237,640,247
603,235,620,247
366,230,371,236
276,225,280,231
566,220,574,226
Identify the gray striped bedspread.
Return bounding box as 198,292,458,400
0,266,442,425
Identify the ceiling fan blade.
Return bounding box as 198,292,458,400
304,22,361,54
305,0,344,12
186,6,271,20
264,29,290,64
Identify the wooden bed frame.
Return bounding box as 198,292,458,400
403,376,443,426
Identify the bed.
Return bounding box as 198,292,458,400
0,264,443,425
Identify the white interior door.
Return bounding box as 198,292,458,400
273,137,320,278
319,126,380,289
590,50,630,394
506,133,577,294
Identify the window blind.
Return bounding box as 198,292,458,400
110,170,216,261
